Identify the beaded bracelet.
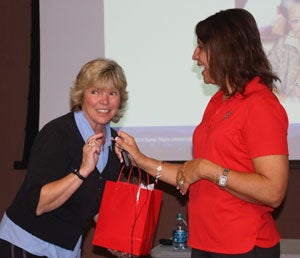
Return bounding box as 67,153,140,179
155,160,164,184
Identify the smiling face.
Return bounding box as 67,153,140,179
70,58,128,125
81,80,121,133
192,40,215,85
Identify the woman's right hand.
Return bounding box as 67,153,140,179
114,131,180,187
114,131,144,167
80,133,104,177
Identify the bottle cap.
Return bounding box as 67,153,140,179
177,213,183,219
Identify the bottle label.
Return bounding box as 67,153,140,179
173,229,188,243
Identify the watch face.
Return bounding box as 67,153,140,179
219,175,227,187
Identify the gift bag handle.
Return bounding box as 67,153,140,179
117,165,150,186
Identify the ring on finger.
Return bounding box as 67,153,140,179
179,179,184,186
88,140,95,146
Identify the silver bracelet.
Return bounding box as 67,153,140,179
155,161,163,183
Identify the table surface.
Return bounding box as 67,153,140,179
151,244,191,258
151,240,300,258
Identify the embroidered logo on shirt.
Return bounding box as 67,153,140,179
223,111,232,119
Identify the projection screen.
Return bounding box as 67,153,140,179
40,0,300,161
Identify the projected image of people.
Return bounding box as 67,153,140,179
114,8,289,258
268,0,300,101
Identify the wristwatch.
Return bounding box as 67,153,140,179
72,168,86,181
218,168,230,188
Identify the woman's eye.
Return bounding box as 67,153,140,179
198,44,204,50
110,91,118,96
91,90,99,94
90,89,119,96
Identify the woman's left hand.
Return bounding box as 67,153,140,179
176,159,207,194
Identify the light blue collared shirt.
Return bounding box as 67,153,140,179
0,213,82,258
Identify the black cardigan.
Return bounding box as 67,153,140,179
6,112,122,250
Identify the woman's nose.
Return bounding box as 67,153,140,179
99,92,109,103
192,47,198,60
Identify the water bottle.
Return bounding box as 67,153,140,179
172,212,188,251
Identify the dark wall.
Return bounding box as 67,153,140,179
0,1,299,258
0,1,30,211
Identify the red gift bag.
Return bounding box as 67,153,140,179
92,165,163,256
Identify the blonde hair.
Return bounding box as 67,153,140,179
70,58,128,123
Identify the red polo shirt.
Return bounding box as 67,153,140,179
189,77,288,254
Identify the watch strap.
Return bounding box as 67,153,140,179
72,168,86,181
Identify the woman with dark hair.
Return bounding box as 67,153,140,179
114,9,289,258
0,58,128,257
